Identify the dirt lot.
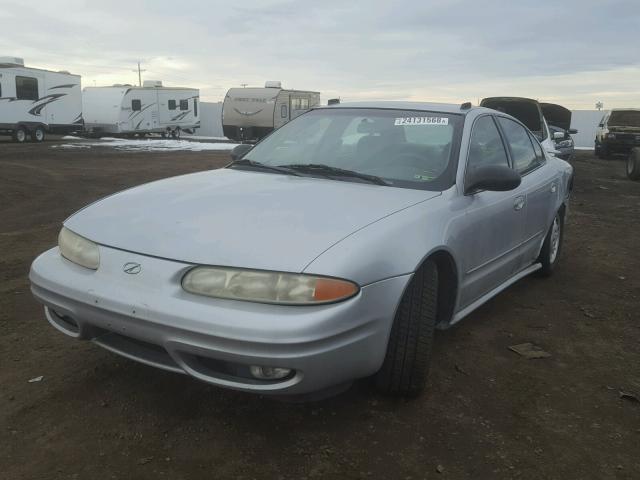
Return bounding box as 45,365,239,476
1,138,639,480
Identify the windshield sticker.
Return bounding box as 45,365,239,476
395,117,449,126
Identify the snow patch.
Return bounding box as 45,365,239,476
53,137,239,152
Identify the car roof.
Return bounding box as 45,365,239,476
321,101,494,115
610,108,640,112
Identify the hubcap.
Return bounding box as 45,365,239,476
36,129,44,141
17,130,25,142
549,216,561,264
628,157,634,175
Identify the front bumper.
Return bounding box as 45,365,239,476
602,134,640,153
30,246,410,395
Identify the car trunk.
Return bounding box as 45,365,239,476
540,103,572,131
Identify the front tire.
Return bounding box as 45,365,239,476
13,127,28,143
375,260,438,396
537,211,564,276
627,149,640,181
31,126,45,142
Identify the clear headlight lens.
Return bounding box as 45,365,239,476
182,267,359,305
557,140,573,148
58,227,100,270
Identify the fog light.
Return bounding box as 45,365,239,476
249,365,291,380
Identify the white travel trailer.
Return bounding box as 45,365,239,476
0,56,82,142
82,81,200,137
222,81,320,141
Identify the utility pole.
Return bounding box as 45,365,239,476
132,61,146,87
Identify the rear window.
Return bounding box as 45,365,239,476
131,99,141,111
168,100,176,110
608,110,640,127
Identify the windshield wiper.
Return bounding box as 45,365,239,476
227,158,302,176
280,163,389,186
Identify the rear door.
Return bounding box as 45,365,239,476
458,114,527,307
496,116,556,268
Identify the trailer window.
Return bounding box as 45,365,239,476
194,99,198,116
168,100,176,110
132,99,141,111
180,99,188,111
16,76,39,101
281,104,288,118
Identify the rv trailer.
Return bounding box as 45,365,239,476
222,81,320,142
82,81,200,137
0,56,82,142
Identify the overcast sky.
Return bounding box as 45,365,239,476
2,0,639,109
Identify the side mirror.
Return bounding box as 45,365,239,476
553,131,565,140
230,143,253,161
465,165,521,194
568,128,578,135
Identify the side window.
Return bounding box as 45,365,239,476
168,100,176,110
300,98,309,109
16,76,39,100
180,99,188,111
529,131,545,161
194,98,198,116
131,99,141,111
281,104,288,118
466,116,509,179
497,117,540,174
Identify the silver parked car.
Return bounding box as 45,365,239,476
30,102,573,397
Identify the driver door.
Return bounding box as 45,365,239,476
458,115,527,308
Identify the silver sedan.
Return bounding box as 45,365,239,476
30,102,573,397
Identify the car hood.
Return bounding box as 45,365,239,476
65,169,439,272
540,103,572,131
480,97,543,134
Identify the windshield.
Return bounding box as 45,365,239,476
243,108,463,191
608,110,640,127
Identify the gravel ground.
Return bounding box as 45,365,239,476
1,138,639,480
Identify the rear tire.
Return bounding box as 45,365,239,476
13,127,28,143
31,126,45,142
375,260,438,396
537,211,564,277
627,149,640,181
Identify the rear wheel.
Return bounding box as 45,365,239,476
375,260,438,396
537,211,564,276
627,149,640,181
31,126,45,142
13,127,28,143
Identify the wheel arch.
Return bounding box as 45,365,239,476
414,248,459,329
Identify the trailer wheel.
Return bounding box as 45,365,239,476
31,126,46,142
13,127,28,143
171,127,181,139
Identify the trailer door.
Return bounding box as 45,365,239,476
273,91,290,129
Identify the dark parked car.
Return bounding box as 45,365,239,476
595,109,640,158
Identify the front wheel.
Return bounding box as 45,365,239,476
537,211,564,276
375,260,438,396
627,149,640,181
31,126,45,142
13,127,28,143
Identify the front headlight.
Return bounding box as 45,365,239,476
557,140,573,148
182,266,359,305
607,133,616,139
58,226,100,270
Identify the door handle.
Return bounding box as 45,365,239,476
514,196,525,211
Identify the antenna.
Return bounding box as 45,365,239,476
132,61,146,87
240,83,248,88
